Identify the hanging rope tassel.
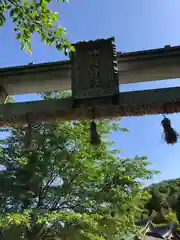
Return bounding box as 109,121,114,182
161,115,178,144
90,109,101,145
24,114,33,151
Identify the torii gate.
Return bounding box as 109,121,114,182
0,37,180,145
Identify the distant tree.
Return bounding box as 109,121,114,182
0,92,155,240
144,178,180,223
0,0,74,54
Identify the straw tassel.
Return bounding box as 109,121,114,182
24,114,33,151
161,115,178,144
24,123,32,150
90,109,101,145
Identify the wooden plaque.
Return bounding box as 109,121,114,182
71,37,119,100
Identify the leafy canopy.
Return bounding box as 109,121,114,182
0,92,156,239
142,178,180,224
0,0,74,54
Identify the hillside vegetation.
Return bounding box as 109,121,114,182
142,178,180,224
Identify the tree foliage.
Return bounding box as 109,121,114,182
0,0,74,54
142,178,180,224
0,92,155,239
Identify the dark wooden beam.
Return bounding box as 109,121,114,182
1,45,180,95
0,86,179,126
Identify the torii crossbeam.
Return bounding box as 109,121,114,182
0,37,180,126
0,86,179,127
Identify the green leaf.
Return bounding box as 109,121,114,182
12,17,18,23
53,12,59,21
70,45,75,52
0,14,5,27
9,9,15,17
16,33,21,39
23,0,29,7
56,26,63,37
26,42,32,54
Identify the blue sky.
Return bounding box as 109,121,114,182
1,0,180,183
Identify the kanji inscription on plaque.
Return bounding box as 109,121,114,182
71,37,119,100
